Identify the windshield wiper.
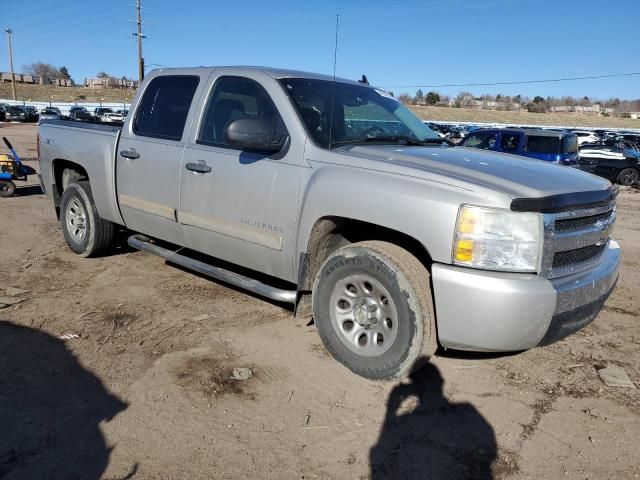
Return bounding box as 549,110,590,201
329,135,450,149
364,135,452,146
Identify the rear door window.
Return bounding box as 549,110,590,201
133,75,200,141
464,131,497,149
526,136,561,154
500,133,521,152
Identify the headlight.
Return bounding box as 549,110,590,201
452,205,542,272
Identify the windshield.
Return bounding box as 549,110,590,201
279,78,439,148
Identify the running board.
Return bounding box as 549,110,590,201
127,234,297,304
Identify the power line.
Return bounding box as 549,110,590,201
382,72,640,89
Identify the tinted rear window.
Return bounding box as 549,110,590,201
526,135,561,154
133,75,200,141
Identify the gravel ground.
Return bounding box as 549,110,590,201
1,123,638,480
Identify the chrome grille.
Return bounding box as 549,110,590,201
541,202,616,279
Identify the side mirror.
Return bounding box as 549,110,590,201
225,118,287,153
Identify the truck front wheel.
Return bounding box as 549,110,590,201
59,181,114,257
312,241,437,380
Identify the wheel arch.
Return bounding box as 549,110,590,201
51,159,89,217
297,215,434,292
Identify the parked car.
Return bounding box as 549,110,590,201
5,106,30,122
101,112,125,124
115,109,129,117
0,103,9,121
606,134,640,150
39,108,62,122
38,66,619,380
93,107,113,120
24,106,39,122
582,134,640,153
460,128,579,165
579,145,640,185
68,106,87,117
572,130,599,145
69,108,93,122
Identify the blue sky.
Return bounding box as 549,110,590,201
2,0,639,100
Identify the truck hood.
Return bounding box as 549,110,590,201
339,145,611,199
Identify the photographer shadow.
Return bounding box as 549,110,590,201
0,321,128,480
370,360,497,480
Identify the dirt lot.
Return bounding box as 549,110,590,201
1,123,639,480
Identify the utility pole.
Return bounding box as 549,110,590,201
132,0,146,84
5,28,16,101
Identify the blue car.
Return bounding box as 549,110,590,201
460,128,579,165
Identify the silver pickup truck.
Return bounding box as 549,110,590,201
38,66,620,379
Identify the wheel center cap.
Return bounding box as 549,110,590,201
354,301,378,328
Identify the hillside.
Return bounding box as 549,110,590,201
0,83,134,103
2,82,638,129
409,105,640,129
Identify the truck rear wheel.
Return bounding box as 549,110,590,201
312,241,437,380
59,181,114,257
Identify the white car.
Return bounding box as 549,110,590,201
101,112,125,123
573,130,599,145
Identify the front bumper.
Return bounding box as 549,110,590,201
431,240,620,351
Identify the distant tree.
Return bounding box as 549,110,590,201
23,62,61,83
579,95,591,107
527,97,548,113
414,89,424,105
503,96,513,111
454,91,474,108
97,71,110,79
425,91,440,105
397,93,412,105
59,66,71,79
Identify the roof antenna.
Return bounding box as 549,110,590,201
358,75,369,85
328,13,339,150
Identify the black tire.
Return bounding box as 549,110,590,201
59,181,114,257
0,180,16,198
312,240,437,380
617,168,639,186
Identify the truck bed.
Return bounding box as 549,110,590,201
38,119,124,225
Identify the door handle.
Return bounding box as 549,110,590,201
120,149,140,159
185,160,212,174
